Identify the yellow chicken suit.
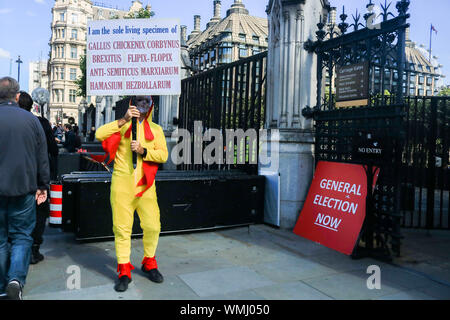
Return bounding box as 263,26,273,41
95,110,168,267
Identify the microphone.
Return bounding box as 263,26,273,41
131,99,137,169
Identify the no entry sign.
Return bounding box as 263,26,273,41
293,161,379,255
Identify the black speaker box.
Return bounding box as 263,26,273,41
75,178,143,241
65,171,265,241
80,143,104,153
56,153,81,178
61,172,116,232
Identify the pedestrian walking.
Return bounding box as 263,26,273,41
17,91,58,264
0,77,50,300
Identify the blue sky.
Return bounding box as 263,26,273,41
0,0,449,92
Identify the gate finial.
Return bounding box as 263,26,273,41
338,6,349,34
396,0,410,16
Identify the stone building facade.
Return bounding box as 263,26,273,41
186,0,269,73
404,37,445,96
28,60,49,95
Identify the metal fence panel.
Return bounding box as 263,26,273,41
178,52,267,174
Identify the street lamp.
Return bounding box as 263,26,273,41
15,55,23,83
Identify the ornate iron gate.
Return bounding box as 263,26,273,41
304,0,411,260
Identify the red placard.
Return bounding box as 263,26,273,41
293,161,379,255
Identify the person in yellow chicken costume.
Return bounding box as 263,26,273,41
95,96,168,292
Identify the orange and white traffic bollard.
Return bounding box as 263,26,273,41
49,184,63,227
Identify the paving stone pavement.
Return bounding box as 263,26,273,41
22,224,450,300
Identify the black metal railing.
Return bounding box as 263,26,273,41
178,52,267,174
401,96,449,229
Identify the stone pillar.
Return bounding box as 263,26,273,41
95,96,104,128
263,0,329,229
77,99,86,136
104,96,113,124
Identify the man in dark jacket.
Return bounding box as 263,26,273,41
17,91,58,264
62,123,77,153
0,77,50,300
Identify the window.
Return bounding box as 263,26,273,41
418,75,424,84
221,32,232,41
426,77,432,86
72,13,78,24
69,89,77,103
71,29,77,39
219,46,232,64
70,68,77,80
60,68,64,80
56,46,64,58
54,89,64,102
59,12,65,21
71,46,77,59
253,47,260,55
239,44,248,58
210,49,216,66
61,29,65,38
203,52,209,68
252,36,259,45
374,67,380,78
239,34,246,42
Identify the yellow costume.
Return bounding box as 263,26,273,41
95,108,168,270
